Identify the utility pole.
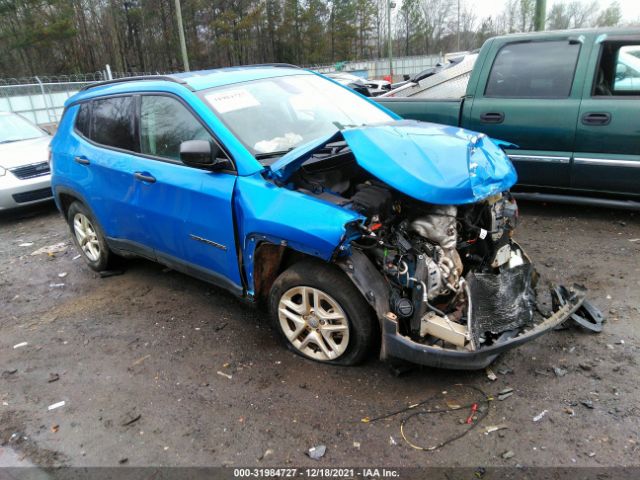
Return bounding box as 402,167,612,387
174,0,190,72
387,0,395,78
534,0,546,31
457,0,460,51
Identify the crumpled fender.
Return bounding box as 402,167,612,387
234,172,364,296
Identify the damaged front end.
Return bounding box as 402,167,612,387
341,193,586,370
268,120,589,369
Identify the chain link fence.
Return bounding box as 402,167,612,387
0,70,176,129
0,56,442,128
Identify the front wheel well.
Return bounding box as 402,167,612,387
252,243,318,303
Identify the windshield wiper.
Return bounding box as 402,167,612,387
254,148,295,160
0,139,20,144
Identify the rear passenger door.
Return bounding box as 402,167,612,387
464,37,585,188
573,37,640,196
133,94,243,291
74,95,153,254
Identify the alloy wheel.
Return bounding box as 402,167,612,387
278,286,350,361
73,213,101,262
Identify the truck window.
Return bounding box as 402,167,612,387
595,43,640,96
485,41,580,98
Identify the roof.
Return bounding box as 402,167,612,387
67,65,311,104
491,27,640,43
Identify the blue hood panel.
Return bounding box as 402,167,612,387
270,120,518,205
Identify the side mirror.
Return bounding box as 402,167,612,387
179,140,226,171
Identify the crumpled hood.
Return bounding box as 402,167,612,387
269,120,517,205
0,136,51,169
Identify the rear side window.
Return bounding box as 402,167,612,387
140,95,214,161
485,41,580,98
75,103,91,137
90,96,135,151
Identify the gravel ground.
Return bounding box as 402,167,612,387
0,200,639,469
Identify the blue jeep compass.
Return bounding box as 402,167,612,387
50,65,587,369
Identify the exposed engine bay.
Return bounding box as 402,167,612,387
287,141,543,352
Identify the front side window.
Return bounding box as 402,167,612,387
485,41,580,98
612,45,640,95
593,43,640,96
90,96,135,151
140,96,214,161
202,74,392,160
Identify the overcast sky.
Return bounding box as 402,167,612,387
467,0,640,22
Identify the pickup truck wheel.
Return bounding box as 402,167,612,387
67,201,115,272
269,260,376,365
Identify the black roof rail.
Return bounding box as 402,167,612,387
80,75,193,92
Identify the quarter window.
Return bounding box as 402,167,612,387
485,41,580,98
140,96,214,161
75,103,91,138
90,96,135,151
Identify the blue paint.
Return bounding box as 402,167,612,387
272,120,518,205
234,172,364,295
52,68,517,303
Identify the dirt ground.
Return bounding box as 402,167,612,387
0,200,639,469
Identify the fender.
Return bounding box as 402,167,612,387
233,172,364,296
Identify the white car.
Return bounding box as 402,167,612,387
0,112,52,210
363,79,391,96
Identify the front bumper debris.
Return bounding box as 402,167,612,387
381,287,587,370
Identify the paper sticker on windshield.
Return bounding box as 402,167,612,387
206,89,260,114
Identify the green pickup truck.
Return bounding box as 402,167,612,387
377,28,640,209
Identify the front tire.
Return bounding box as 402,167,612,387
269,259,377,365
67,201,116,272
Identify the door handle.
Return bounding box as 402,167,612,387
134,172,156,183
479,112,505,124
74,156,90,165
582,112,611,126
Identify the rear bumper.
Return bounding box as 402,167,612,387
0,173,52,210
381,289,586,370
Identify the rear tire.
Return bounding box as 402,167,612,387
269,259,377,365
67,201,116,272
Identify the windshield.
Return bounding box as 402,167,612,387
202,74,392,159
0,114,46,144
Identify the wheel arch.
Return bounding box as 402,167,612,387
251,241,386,329
54,186,91,219
251,241,317,303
